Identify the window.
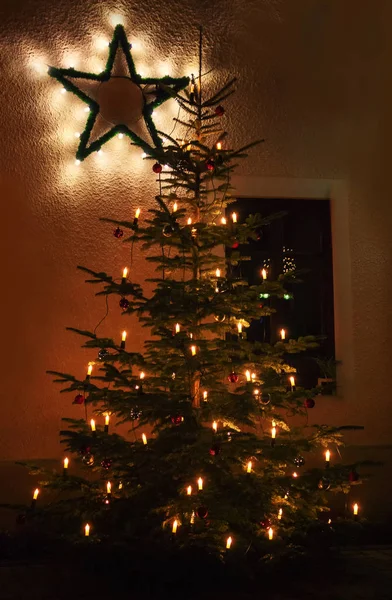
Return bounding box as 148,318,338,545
228,197,335,388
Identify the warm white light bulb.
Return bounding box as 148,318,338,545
118,133,124,139
141,152,147,159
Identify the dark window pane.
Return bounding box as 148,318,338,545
227,198,335,388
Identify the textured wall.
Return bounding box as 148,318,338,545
0,0,392,459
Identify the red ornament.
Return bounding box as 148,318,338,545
152,163,162,174
196,506,208,519
73,394,84,405
215,105,225,116
209,444,220,456
304,398,316,409
260,517,272,529
101,458,112,470
231,241,239,249
119,297,130,310
170,415,183,425
349,470,359,482
206,159,215,171
228,372,239,384
113,227,124,239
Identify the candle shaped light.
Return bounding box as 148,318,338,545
142,433,147,445
237,322,243,338
120,330,127,349
90,419,96,436
31,488,39,508
278,508,283,520
106,481,112,496
212,420,218,433
251,372,256,382
271,425,277,447
187,485,192,496
203,390,208,402
246,460,252,473
122,267,128,284
172,519,178,534
216,141,222,151
280,328,286,341
84,523,90,537
190,511,195,525
86,363,93,381
140,371,145,380
289,375,296,391
215,268,221,279
220,216,227,225
261,268,267,281
190,345,197,356
197,477,203,491
268,527,274,540
133,207,141,228
245,370,251,382
325,449,331,468
353,503,359,520
173,201,178,212
226,536,232,550
292,471,298,479
63,457,69,477
231,212,237,224
187,217,192,226
175,323,180,334
104,414,110,433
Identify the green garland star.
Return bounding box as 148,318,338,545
48,25,189,161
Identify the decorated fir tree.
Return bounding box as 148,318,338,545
15,26,364,569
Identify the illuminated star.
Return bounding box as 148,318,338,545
48,25,189,161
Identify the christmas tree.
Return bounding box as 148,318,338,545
17,26,364,572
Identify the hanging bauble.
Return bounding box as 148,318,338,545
196,506,208,519
206,159,215,171
228,371,239,383
152,162,162,174
119,297,130,310
260,517,272,529
304,398,316,409
98,348,109,361
215,105,225,116
170,415,183,425
260,393,271,406
79,444,91,455
130,407,142,421
162,224,174,238
113,227,124,239
214,314,226,322
73,393,85,405
101,458,113,470
318,477,331,491
348,470,359,482
209,444,221,456
82,453,94,466
231,241,239,249
294,456,305,468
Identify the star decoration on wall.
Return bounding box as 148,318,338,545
48,25,189,161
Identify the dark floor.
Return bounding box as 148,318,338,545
1,547,392,600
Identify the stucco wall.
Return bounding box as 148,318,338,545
0,0,392,461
